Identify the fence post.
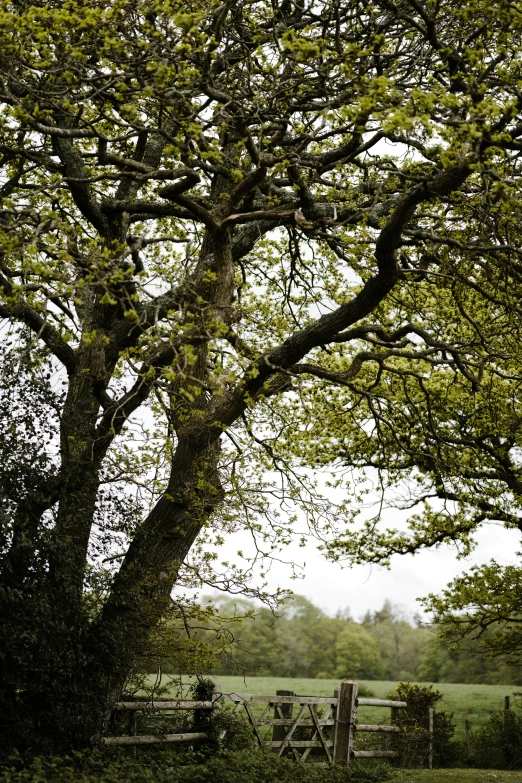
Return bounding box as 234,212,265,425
428,708,434,770
504,695,511,711
334,680,358,765
272,690,294,753
332,688,340,758
462,712,473,758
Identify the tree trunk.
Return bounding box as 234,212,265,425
88,437,224,729
0,439,223,753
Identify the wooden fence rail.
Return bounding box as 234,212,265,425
103,679,407,766
103,732,209,747
102,688,220,748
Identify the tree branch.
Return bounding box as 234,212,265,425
0,287,76,373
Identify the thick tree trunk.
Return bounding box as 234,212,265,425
50,344,106,593
0,220,234,752
87,437,224,730
79,225,234,739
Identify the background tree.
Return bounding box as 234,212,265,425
334,621,385,680
417,633,522,685
162,594,521,684
362,601,429,680
2,0,522,753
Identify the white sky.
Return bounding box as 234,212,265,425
212,512,521,623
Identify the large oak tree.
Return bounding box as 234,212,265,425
1,0,522,752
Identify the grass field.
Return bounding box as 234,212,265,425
392,771,522,782
145,675,522,742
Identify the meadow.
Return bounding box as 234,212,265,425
146,675,522,742
393,772,522,783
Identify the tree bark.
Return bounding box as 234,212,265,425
89,437,224,729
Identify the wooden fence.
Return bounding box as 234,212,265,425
103,680,407,766
338,680,407,763
103,697,217,747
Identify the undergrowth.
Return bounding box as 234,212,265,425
0,750,394,783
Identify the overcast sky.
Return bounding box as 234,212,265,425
209,510,521,623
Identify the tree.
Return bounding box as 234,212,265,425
362,601,429,680
422,564,522,668
334,622,384,680
1,0,522,752
417,633,522,685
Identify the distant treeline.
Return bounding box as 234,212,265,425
162,596,522,685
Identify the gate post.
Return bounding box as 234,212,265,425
334,680,358,765
212,683,221,718
428,707,434,770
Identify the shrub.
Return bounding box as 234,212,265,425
472,710,522,769
206,707,258,752
389,682,458,768
0,750,394,783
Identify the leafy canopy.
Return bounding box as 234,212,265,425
2,0,522,749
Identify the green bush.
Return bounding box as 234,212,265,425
206,707,258,752
0,750,394,783
472,710,522,769
390,683,458,768
0,751,394,783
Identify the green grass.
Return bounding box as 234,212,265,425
392,771,522,783
144,675,522,742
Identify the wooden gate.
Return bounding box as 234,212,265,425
103,679,407,766
221,690,338,764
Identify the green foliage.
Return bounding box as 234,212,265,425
391,682,445,718
207,709,258,752
174,596,432,682
390,683,457,768
472,711,522,770
0,751,394,783
133,606,225,679
189,677,216,702
4,0,522,754
335,623,384,680
417,637,522,686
